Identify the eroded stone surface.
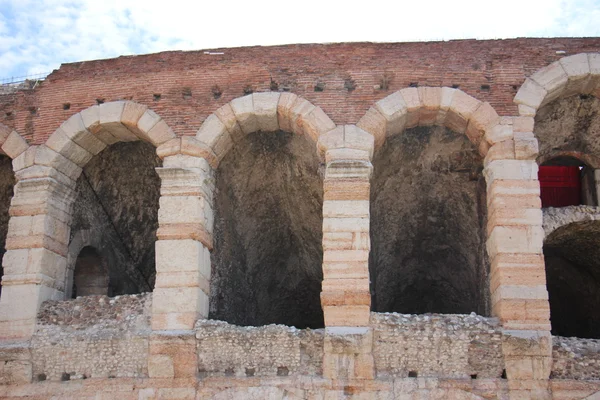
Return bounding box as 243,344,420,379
370,125,489,316
210,131,324,329
0,155,14,297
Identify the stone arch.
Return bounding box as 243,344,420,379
0,101,173,339
356,87,504,156
543,206,600,240
188,93,338,328
514,53,600,117
356,87,499,316
194,92,337,165
36,101,174,181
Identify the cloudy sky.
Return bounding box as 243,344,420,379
1,0,599,81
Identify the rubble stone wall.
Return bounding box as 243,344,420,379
196,320,324,377
30,294,151,381
552,336,600,380
372,312,504,379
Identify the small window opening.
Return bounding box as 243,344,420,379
408,370,418,378
63,103,71,110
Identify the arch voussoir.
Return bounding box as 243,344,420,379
0,123,29,159
195,92,336,167
515,53,600,117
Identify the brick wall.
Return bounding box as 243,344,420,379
1,38,600,144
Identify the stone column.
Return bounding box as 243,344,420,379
0,147,76,340
484,124,552,399
318,125,375,381
151,152,214,332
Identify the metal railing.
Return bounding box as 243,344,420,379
0,72,51,86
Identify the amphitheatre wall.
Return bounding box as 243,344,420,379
0,38,599,399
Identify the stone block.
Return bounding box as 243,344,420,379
514,132,539,160
215,103,244,143
490,266,547,294
34,145,83,181
323,217,369,233
276,92,299,133
325,148,370,164
484,140,515,166
80,105,120,145
323,262,369,280
252,92,280,132
45,128,94,167
137,109,162,135
158,195,209,225
324,179,370,201
179,137,218,168
484,123,513,145
304,107,336,142
492,299,551,329
560,53,591,81
99,102,140,142
323,232,354,251
31,214,70,245
155,239,206,273
289,97,317,137
356,107,387,149
514,79,548,110
487,225,544,258
491,285,548,307
518,104,537,117
1,131,28,159
12,145,36,172
157,388,195,400
231,95,259,134
121,101,148,132
323,305,370,327
418,87,442,126
465,102,500,145
484,160,538,183
323,200,369,218
148,354,174,378
445,91,481,134
344,125,374,158
531,61,568,101
147,120,176,147
399,87,421,128
487,208,543,234
157,138,181,158
60,113,107,155
152,286,208,314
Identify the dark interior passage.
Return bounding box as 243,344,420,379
69,141,161,296
0,155,15,297
544,221,600,339
370,125,489,316
210,131,324,329
72,246,109,297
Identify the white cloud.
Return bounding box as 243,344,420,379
0,0,598,80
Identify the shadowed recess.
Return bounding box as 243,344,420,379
544,221,600,339
0,155,14,297
210,130,324,329
370,125,489,315
69,141,161,296
535,95,600,163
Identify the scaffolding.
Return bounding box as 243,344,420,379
0,72,50,86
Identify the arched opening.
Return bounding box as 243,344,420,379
544,221,600,338
535,95,600,208
539,156,597,207
0,155,15,298
370,125,489,315
68,141,161,296
209,130,324,328
72,246,108,297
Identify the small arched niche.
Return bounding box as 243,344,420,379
544,221,600,338
72,246,108,298
370,125,489,315
209,130,324,329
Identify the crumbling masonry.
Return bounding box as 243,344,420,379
0,38,599,399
